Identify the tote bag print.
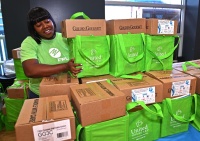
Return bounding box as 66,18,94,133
127,101,163,141
109,33,145,77
160,94,197,137
71,35,110,78
145,35,179,71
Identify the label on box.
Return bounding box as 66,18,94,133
157,20,174,34
33,119,71,141
131,87,155,104
171,80,191,97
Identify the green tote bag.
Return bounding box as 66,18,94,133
160,94,197,137
191,94,200,131
109,33,145,77
145,35,179,71
127,101,163,141
4,81,28,122
69,35,110,78
76,114,129,141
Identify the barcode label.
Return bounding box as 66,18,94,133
57,131,68,138
33,120,71,141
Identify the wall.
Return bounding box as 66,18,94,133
1,0,30,59
182,0,200,61
2,0,105,58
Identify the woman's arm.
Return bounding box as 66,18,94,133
22,58,82,78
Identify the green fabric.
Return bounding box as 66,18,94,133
1,114,15,131
13,59,28,80
160,94,197,137
109,33,145,77
4,81,28,122
76,114,129,141
182,61,200,71
145,35,179,71
21,32,69,95
69,35,110,78
70,12,90,19
127,101,163,141
191,94,200,131
0,112,5,131
4,98,25,122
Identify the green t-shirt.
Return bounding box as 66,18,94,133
21,32,69,95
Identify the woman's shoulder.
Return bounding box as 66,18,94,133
22,36,36,44
21,36,38,49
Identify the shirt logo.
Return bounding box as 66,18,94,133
49,48,61,58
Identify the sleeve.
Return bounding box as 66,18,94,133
20,37,38,63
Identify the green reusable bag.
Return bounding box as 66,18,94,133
69,35,110,78
4,81,28,122
1,114,15,131
127,101,163,141
182,61,200,71
191,94,200,131
76,114,129,141
109,33,145,77
13,59,28,80
145,35,179,71
0,111,5,131
160,94,197,137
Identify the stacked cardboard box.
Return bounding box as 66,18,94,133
70,81,126,126
110,72,163,104
39,73,79,100
15,95,76,141
173,59,200,94
145,70,196,98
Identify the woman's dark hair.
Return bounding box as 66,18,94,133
27,7,56,44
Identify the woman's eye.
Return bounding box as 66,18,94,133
35,23,41,27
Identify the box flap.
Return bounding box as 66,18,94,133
110,73,162,91
16,98,46,125
40,73,79,85
70,81,125,104
145,70,195,82
16,95,74,126
46,95,74,120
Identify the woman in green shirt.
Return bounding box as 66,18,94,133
21,7,82,98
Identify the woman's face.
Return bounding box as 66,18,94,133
34,19,55,39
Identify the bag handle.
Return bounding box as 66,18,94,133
147,35,180,70
182,61,200,71
165,94,197,122
77,35,110,68
118,33,145,63
126,101,163,118
70,12,90,20
120,73,143,80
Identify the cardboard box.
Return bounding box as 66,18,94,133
80,74,115,84
61,19,106,38
15,95,76,141
70,81,126,126
173,60,200,94
7,80,29,99
106,18,146,35
145,70,196,98
12,48,21,59
40,73,79,100
146,18,178,35
110,73,163,104
173,59,200,72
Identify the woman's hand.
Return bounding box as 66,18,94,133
67,58,82,76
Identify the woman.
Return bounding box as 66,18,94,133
21,7,82,98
